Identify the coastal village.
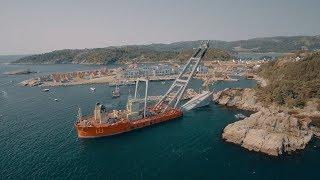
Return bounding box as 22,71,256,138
19,59,264,87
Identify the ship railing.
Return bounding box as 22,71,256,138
76,115,93,124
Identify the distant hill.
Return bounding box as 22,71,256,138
13,35,320,64
14,46,233,65
14,47,179,65
137,35,320,53
0,55,28,63
231,35,320,53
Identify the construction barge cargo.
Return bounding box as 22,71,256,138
76,103,182,138
75,41,209,138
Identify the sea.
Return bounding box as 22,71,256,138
0,55,319,179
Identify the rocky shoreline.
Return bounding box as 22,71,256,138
214,88,320,156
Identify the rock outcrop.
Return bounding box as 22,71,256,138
215,88,317,156
222,109,313,156
213,88,262,111
19,78,42,87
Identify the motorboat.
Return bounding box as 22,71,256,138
235,113,247,119
112,86,120,98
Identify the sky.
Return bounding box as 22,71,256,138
0,0,320,55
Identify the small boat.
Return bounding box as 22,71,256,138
42,88,50,92
1,90,7,97
109,81,135,87
54,98,58,101
235,113,247,119
90,87,96,91
161,81,166,84
112,86,120,98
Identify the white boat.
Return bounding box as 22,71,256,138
112,86,120,98
235,113,247,119
1,90,7,97
42,88,50,92
109,81,135,87
181,91,213,111
54,98,58,101
90,87,96,91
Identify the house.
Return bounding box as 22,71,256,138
139,65,155,76
196,65,209,74
153,65,174,76
123,69,140,78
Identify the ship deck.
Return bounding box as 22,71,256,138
76,108,182,128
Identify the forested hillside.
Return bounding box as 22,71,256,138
256,51,320,108
13,35,320,64
14,46,233,64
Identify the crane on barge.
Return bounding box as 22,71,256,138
75,41,210,138
154,41,210,112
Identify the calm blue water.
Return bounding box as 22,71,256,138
0,61,319,179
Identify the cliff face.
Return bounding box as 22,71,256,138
215,88,318,156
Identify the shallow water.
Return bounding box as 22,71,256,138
0,62,319,179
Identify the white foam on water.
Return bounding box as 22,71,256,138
1,90,7,98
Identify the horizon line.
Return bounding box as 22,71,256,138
1,33,319,56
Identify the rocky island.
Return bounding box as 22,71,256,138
3,69,36,75
215,88,318,156
215,51,320,156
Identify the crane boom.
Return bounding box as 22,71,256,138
154,41,210,112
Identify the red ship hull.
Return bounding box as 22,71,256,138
76,108,182,138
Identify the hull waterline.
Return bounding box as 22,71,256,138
76,109,182,138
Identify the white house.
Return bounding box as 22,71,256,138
196,65,209,74
123,69,140,78
153,65,174,76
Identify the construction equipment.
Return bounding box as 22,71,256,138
75,41,209,138
154,41,210,112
